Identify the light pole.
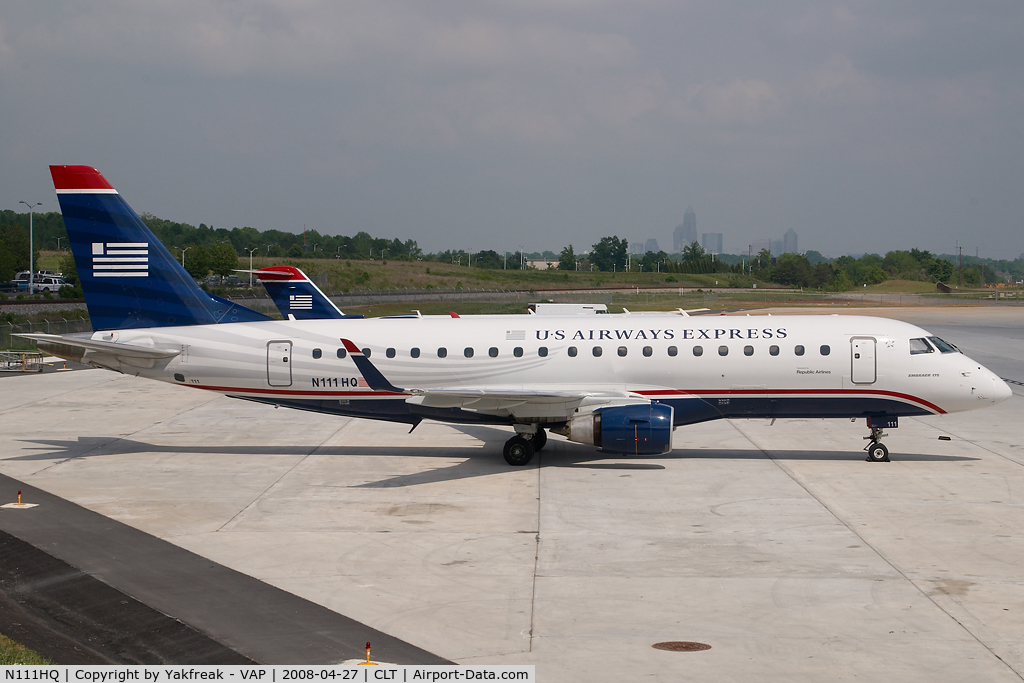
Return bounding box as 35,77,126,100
181,246,191,267
57,237,65,252
247,247,258,287
19,201,41,290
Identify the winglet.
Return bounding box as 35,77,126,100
340,338,405,393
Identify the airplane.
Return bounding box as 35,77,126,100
245,266,357,321
22,165,1012,467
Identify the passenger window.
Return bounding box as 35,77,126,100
744,345,753,356
489,347,498,357
362,348,371,357
769,345,779,356
568,346,578,357
593,346,603,357
411,347,420,358
910,338,933,355
337,348,347,359
464,347,474,358
795,345,804,356
312,348,322,359
667,346,678,357
693,346,703,356
643,346,653,357
437,347,447,358
617,346,628,357
514,347,524,357
538,347,548,357
719,345,728,356
386,348,396,358
820,345,830,356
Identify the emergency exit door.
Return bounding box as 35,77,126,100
267,341,293,387
851,338,876,384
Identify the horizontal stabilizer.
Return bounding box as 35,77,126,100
15,334,181,359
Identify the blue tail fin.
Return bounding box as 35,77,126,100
251,266,360,320
51,165,270,331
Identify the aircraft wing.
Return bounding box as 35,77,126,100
405,387,650,419
339,340,651,419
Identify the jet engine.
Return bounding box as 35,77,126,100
556,403,674,455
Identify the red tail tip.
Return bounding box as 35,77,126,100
49,165,116,191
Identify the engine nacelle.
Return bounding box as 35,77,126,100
560,403,674,455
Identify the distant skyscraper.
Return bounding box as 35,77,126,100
645,238,660,253
674,207,697,252
751,239,770,255
702,232,723,254
783,229,798,254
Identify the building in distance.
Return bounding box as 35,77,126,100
702,232,723,254
674,207,697,252
645,238,660,253
784,228,798,254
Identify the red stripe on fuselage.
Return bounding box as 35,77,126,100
182,383,944,414
192,384,407,398
634,388,946,414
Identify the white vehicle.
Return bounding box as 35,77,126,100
22,166,1012,466
32,276,67,293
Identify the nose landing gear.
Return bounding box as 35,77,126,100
863,416,895,462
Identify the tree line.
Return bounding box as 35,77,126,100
1,209,1021,289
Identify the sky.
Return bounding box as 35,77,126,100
2,1,1023,258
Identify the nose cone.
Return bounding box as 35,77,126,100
993,376,1013,404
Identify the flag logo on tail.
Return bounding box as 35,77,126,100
92,242,148,277
289,294,313,310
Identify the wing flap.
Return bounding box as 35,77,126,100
406,388,650,420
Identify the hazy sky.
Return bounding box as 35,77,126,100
2,1,1022,257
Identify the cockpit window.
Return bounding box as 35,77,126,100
927,336,959,354
909,338,933,355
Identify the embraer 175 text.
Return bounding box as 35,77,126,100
22,166,1011,466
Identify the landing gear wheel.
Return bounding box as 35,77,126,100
532,428,547,451
866,442,890,463
504,436,535,466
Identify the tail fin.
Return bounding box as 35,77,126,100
51,165,270,331
251,266,359,320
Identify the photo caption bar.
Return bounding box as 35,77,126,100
0,666,535,683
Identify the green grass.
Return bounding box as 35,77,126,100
0,632,52,665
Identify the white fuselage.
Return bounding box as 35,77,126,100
83,313,1010,424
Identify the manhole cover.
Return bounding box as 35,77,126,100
652,641,711,652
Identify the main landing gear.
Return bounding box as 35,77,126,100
863,417,893,462
503,427,547,466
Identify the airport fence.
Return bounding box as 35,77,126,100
1,318,93,350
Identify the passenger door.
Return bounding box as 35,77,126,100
851,338,876,384
267,341,293,387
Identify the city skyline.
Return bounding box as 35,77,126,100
2,3,1021,259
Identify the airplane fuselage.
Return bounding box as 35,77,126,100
76,313,1007,430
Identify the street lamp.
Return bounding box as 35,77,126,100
181,246,191,267
247,247,259,287
19,201,41,290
